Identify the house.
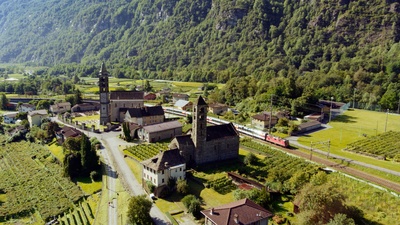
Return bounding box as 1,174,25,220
208,103,228,115
251,112,278,130
294,120,322,135
18,103,36,113
141,149,186,196
137,120,182,143
172,93,189,103
169,96,239,166
3,112,18,124
124,106,164,126
71,102,100,113
201,198,273,225
56,126,82,143
49,102,71,114
28,109,48,128
174,100,193,111
144,93,157,101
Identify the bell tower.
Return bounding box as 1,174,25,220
99,62,110,125
192,96,208,154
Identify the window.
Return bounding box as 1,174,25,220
162,170,164,174
180,168,182,171
162,179,164,183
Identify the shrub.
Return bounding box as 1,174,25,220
177,179,189,194
182,195,201,215
146,180,155,193
244,152,257,165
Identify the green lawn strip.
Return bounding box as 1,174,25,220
47,141,64,162
76,176,102,195
297,109,400,172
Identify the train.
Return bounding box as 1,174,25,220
163,107,290,148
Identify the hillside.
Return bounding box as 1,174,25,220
1,0,400,111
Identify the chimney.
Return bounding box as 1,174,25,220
210,208,214,215
164,162,169,168
234,214,239,224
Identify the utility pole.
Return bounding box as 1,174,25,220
310,142,313,161
329,96,334,123
384,109,389,132
269,95,273,134
353,88,357,109
397,99,400,114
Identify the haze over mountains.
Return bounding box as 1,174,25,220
1,0,400,109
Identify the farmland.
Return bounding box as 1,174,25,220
0,137,84,222
123,142,169,161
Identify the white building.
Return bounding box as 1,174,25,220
49,102,71,114
18,103,36,113
28,109,48,128
3,112,18,124
141,149,186,196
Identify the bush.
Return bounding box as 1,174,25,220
146,180,155,193
244,152,257,165
182,195,201,215
90,170,101,181
177,179,189,194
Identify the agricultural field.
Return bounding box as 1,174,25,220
123,143,169,161
0,138,85,222
297,109,400,172
344,131,400,161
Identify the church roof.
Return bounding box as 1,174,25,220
110,91,144,100
126,106,164,118
141,149,186,171
196,96,207,106
142,120,182,133
100,62,108,73
206,123,238,141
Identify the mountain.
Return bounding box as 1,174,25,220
1,0,400,109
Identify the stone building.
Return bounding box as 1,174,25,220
124,106,164,125
169,96,239,166
98,63,144,125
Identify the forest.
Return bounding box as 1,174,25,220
1,0,400,114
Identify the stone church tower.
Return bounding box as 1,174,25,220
99,63,110,125
192,96,208,156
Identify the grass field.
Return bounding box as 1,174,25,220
297,109,400,172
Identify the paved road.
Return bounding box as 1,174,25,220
52,117,172,225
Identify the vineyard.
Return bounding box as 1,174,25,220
344,131,400,161
240,139,319,179
57,197,96,225
0,140,84,222
124,143,169,161
207,176,236,194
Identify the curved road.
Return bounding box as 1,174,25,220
52,117,171,225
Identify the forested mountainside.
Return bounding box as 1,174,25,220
1,0,400,111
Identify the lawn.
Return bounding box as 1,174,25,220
48,141,64,162
76,177,102,195
297,109,400,172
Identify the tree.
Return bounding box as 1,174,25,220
36,99,51,110
127,195,153,225
0,93,8,110
244,152,257,165
73,89,83,105
144,80,152,92
176,178,189,194
63,152,82,179
182,195,201,215
80,134,99,175
326,214,355,225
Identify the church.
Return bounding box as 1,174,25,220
98,63,144,125
169,96,239,165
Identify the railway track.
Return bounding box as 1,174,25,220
244,136,400,194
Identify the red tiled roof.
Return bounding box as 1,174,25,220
201,198,273,225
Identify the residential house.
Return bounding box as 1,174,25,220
28,109,48,128
201,198,273,225
56,126,82,144
208,103,228,115
174,100,193,111
251,112,278,130
18,103,36,113
49,102,71,114
3,112,18,124
144,93,157,101
124,106,164,126
141,149,186,196
172,93,189,103
137,120,182,143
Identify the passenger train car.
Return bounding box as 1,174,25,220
163,107,290,148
